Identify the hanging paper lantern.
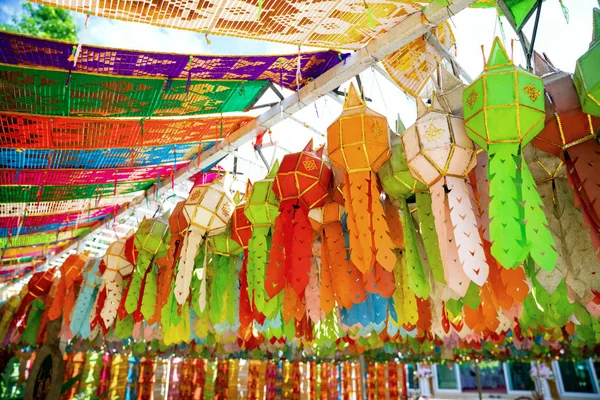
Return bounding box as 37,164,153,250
463,37,557,271
48,253,88,324
245,162,280,319
378,129,435,298
124,217,170,322
327,83,396,276
100,234,134,331
532,53,600,261
70,258,102,339
402,89,488,287
175,176,233,305
269,140,331,322
308,202,366,312
574,7,600,117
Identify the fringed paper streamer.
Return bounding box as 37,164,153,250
204,359,218,400
76,352,101,399
35,284,56,345
265,361,278,400
125,356,141,400
137,357,156,400
249,226,272,315
108,354,129,400
61,353,85,400
228,359,239,400
97,354,112,397
153,358,169,400
10,269,55,339
214,359,229,399
70,258,102,339
167,358,182,400
309,362,316,400
179,360,194,399
472,151,492,241
306,240,325,322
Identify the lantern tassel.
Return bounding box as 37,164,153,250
100,274,123,330
520,155,558,271
305,245,324,321
488,144,529,269
324,222,366,308
198,247,208,312
559,0,569,23
174,233,204,305
565,148,600,258
398,197,430,299
319,237,336,314
415,193,446,284
266,209,288,299
140,265,157,321
370,173,396,272
124,272,143,317
429,181,468,297
445,176,489,286
344,173,369,272
287,205,312,297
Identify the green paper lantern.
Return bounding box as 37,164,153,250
463,37,556,272
574,7,600,117
243,161,281,316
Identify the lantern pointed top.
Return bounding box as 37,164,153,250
430,91,452,114
486,37,511,68
344,83,365,109
416,97,428,118
592,7,600,46
303,139,314,152
267,159,280,178
233,191,242,205
245,179,253,197
533,52,557,77
396,114,406,134
315,144,325,158
436,64,463,93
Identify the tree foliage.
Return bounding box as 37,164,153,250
0,3,78,42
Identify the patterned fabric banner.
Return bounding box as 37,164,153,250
0,32,346,91
29,0,422,50
1,245,66,259
0,205,117,228
0,113,253,149
0,142,212,170
0,228,90,248
0,164,186,186
382,23,455,97
0,192,142,216
0,220,100,238
0,181,151,203
0,64,268,117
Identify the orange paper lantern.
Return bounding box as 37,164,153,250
327,83,396,278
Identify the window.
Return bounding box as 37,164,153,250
459,362,506,393
406,364,419,389
436,364,459,390
506,362,535,392
558,360,597,394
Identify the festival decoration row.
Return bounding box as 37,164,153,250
1,19,600,359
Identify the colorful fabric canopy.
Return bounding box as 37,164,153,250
0,32,346,91
29,0,423,50
0,64,268,117
0,113,254,149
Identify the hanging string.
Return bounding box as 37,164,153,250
186,56,194,94
70,12,91,67
296,45,302,90
172,145,177,190
497,10,506,44
363,0,377,27
257,0,263,20
559,0,569,23
279,57,284,91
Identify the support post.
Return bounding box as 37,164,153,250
475,361,483,400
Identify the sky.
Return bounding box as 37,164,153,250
0,0,598,193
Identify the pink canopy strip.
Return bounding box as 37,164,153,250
0,164,188,186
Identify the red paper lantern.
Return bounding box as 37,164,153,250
268,140,331,315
